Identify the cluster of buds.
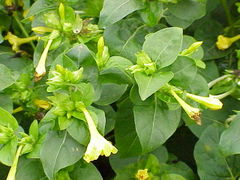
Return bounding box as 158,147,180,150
4,32,38,52
128,51,157,75
95,36,110,70
168,85,223,125
47,64,83,92
0,125,15,144
216,35,240,50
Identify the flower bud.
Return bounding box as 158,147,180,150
0,125,14,144
32,27,54,34
186,93,223,110
181,41,203,56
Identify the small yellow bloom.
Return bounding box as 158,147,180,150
4,32,38,52
83,131,118,163
186,93,223,110
170,90,201,125
34,99,51,110
216,35,240,50
81,107,118,163
35,39,53,81
5,0,13,6
135,169,149,180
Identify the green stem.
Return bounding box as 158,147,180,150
6,145,23,180
211,88,235,99
220,0,233,26
13,12,36,50
208,75,231,88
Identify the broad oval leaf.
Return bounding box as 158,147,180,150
0,107,18,130
40,131,85,180
219,113,240,156
135,71,174,101
0,64,17,91
134,100,181,153
143,27,183,68
194,124,240,180
99,0,144,28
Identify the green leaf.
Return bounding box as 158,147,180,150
26,0,57,17
0,94,13,113
140,1,164,27
16,157,46,180
29,120,39,141
170,56,197,88
0,137,18,166
100,56,133,84
40,131,85,180
67,120,90,146
219,113,240,156
0,107,18,130
194,124,240,180
99,0,144,27
166,0,207,23
161,174,186,180
143,27,183,68
134,71,174,101
115,99,142,157
95,83,128,105
71,160,103,180
134,100,181,153
104,18,164,62
0,64,17,91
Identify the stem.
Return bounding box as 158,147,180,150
208,75,231,88
6,145,23,180
220,0,233,26
211,88,235,99
12,12,36,50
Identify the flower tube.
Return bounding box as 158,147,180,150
6,145,23,180
80,106,118,163
186,93,223,110
170,90,201,125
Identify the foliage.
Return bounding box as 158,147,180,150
0,0,240,179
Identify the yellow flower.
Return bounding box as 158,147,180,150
35,30,59,81
5,0,13,6
216,35,240,50
135,169,149,180
81,107,118,163
35,39,53,81
186,93,223,110
4,32,38,52
170,90,201,125
34,99,51,110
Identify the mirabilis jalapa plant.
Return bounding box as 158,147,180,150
2,0,240,179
